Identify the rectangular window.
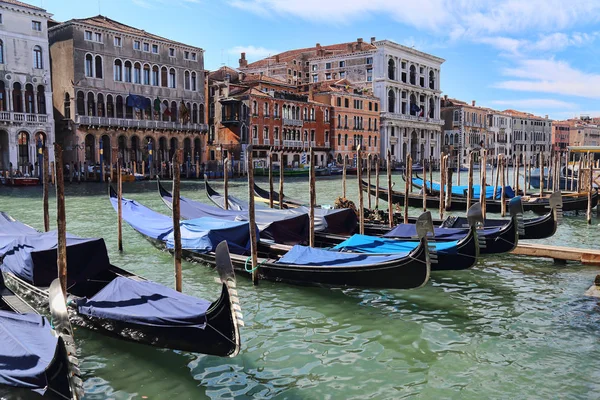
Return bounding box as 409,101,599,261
85,31,93,41
152,44,159,54
191,52,197,61
325,73,331,80
134,40,141,50
143,43,149,52
114,36,122,47
340,71,346,78
184,51,190,59
325,62,331,69
311,64,317,71
312,74,318,83
94,33,102,42
367,68,373,82
169,48,175,57
339,61,345,67
32,21,41,31
366,57,373,65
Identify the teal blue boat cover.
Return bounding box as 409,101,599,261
275,245,412,267
412,177,515,199
333,234,458,254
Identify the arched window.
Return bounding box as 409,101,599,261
252,100,257,115
0,40,4,64
87,92,96,116
97,93,105,117
429,98,434,118
199,104,205,123
337,114,341,127
143,64,151,85
184,71,190,90
133,63,141,84
25,84,34,114
33,46,42,69
106,94,114,118
409,94,417,116
192,103,198,123
264,102,269,116
374,136,377,148
344,115,348,127
85,54,93,77
63,92,70,118
76,91,84,115
161,67,168,87
191,72,197,91
368,136,372,147
453,110,459,122
12,83,22,113
114,59,122,81
125,96,133,119
274,103,279,118
168,68,176,88
36,85,45,114
338,134,341,145
95,55,103,78
310,108,315,120
429,70,435,90
17,132,29,167
388,89,395,113
344,134,348,146
124,61,132,83
409,65,416,85
152,66,159,86
115,95,124,118
388,59,395,80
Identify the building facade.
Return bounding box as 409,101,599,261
487,110,513,159
49,15,207,171
568,121,600,147
0,0,54,176
372,40,444,166
504,110,552,164
441,98,489,167
552,121,570,153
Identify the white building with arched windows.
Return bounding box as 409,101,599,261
0,0,54,176
372,40,444,167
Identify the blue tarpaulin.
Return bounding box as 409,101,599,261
0,309,60,393
77,276,211,328
412,177,515,200
384,224,500,241
275,245,410,267
333,234,458,254
111,195,254,255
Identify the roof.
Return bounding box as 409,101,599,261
0,0,45,11
65,15,201,50
502,109,547,120
208,66,240,83
245,40,377,69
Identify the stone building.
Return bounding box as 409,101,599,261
309,79,380,164
486,110,513,159
372,39,444,166
49,15,207,171
566,119,600,147
552,121,571,153
0,0,54,176
504,110,552,164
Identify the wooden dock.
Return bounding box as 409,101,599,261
511,243,600,265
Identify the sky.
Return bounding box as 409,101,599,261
41,0,600,120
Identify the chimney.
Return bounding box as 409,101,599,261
275,55,280,63
545,114,549,119
357,38,363,50
239,52,247,68
357,38,363,43
347,43,353,52
370,36,376,44
472,100,476,107
308,85,314,101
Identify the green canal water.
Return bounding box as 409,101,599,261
1,173,600,399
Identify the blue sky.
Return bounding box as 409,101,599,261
43,0,600,120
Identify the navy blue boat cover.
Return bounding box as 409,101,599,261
333,234,458,254
0,214,110,287
111,196,253,254
160,189,309,244
384,224,500,240
412,177,516,200
275,245,412,267
0,308,60,393
77,276,211,328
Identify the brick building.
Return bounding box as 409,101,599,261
49,15,208,172
552,121,570,153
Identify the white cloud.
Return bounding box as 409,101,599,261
489,99,577,109
229,45,279,62
478,32,599,56
494,59,600,99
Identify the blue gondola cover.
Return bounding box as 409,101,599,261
412,177,515,200
0,309,60,393
333,234,458,254
384,224,500,241
77,277,211,328
275,245,411,267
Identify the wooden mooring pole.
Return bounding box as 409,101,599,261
43,147,50,232
279,151,284,210
117,157,123,252
404,154,410,224
439,153,445,219
500,155,507,217
422,156,428,212
357,145,364,235
268,151,274,208
172,152,182,292
367,154,372,210
445,156,453,211
309,147,316,247
54,144,67,295
387,150,393,228
467,152,473,210
539,153,544,197
375,156,380,210
481,150,487,219
588,160,593,225
247,146,258,285
342,155,347,198
223,158,229,210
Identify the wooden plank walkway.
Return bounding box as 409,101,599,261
511,243,600,265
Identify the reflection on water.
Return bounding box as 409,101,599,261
1,174,600,399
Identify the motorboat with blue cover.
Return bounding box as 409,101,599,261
0,270,83,399
110,188,433,289
0,212,242,357
410,176,515,200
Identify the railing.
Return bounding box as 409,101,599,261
0,112,50,124
252,139,259,145
283,118,303,127
283,140,303,147
274,139,280,146
76,115,208,132
382,112,443,125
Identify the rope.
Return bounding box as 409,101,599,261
244,256,266,273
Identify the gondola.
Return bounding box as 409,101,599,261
111,187,433,289
410,174,516,200
0,272,83,399
362,179,596,214
0,212,243,357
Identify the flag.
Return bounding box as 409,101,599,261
127,94,147,110
153,97,161,113
410,103,420,114
154,97,170,116
162,102,171,116
419,107,424,117
179,100,189,123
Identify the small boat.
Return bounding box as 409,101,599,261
0,273,83,399
410,174,516,200
3,176,40,186
0,212,243,357
253,167,310,177
112,189,433,289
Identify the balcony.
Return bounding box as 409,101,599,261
283,118,303,127
0,112,50,125
283,140,304,147
382,112,443,125
75,115,208,132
